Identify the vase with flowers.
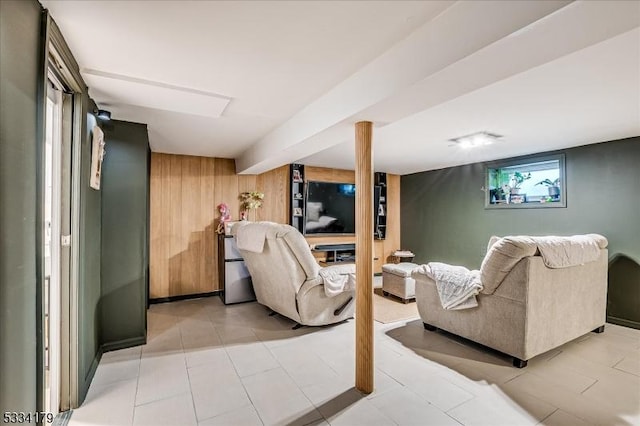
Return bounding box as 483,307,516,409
239,191,264,221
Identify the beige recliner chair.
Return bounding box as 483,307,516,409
413,234,609,367
231,222,355,327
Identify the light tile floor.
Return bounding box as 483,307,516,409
69,296,640,426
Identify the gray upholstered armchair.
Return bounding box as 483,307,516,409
231,222,355,327
413,234,609,367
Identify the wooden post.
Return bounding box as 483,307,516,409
355,121,374,394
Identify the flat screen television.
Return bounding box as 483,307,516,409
304,181,380,235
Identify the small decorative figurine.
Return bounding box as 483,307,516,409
215,203,231,234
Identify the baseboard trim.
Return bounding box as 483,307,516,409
607,316,640,330
149,291,221,305
101,336,146,353
78,348,102,405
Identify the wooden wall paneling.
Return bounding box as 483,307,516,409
200,157,216,292
306,166,355,184
255,172,266,222
168,155,183,297
150,153,169,298
238,174,257,199
215,158,240,219
180,155,200,295
159,154,172,297
210,159,221,292
374,240,385,274
256,165,289,223
149,153,159,298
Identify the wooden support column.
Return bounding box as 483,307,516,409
355,121,374,394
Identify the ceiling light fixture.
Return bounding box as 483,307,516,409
450,131,502,149
97,109,111,121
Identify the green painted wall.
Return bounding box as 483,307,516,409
100,120,149,349
401,137,640,269
0,0,43,416
78,110,103,403
0,1,105,408
0,2,150,411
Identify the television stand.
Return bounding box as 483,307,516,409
311,243,356,265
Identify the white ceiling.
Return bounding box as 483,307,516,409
302,27,640,174
41,0,640,174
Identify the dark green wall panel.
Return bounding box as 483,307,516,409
0,0,43,417
77,111,103,403
401,138,640,268
100,120,149,347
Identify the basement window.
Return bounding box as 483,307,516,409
485,154,566,209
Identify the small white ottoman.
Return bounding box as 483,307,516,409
382,262,419,303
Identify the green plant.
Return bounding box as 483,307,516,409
511,171,531,189
536,178,560,187
490,169,510,191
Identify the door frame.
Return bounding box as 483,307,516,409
40,13,86,412
44,74,64,416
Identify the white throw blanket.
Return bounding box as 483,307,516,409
234,222,271,253
419,262,483,310
319,264,356,297
533,235,602,268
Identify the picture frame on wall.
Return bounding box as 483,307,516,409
89,125,105,190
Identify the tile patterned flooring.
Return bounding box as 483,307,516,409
69,296,640,425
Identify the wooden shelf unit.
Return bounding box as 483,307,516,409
375,172,387,240
290,163,305,233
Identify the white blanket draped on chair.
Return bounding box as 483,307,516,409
417,262,483,310
318,264,356,297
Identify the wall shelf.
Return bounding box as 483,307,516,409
290,163,305,233
375,172,387,240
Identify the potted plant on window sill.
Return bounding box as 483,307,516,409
536,178,561,199
508,171,531,195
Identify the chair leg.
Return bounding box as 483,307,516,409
592,325,605,333
423,322,437,331
513,357,528,368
